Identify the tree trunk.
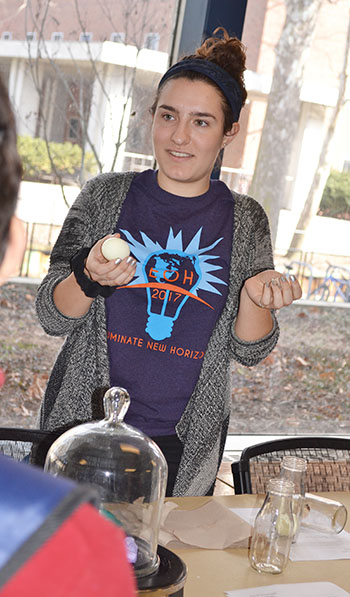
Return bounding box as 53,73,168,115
286,10,350,259
249,0,322,247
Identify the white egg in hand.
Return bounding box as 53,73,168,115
101,237,130,261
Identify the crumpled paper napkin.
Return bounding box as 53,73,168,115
159,500,252,550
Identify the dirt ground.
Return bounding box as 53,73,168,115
0,280,350,434
229,302,350,434
0,282,63,427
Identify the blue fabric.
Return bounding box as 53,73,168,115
0,455,76,568
105,169,234,436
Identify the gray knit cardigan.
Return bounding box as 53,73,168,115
36,171,279,496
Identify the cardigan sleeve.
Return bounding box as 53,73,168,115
35,179,102,337
228,195,280,366
230,311,279,366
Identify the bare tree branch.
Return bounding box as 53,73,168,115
25,0,71,206
22,0,165,199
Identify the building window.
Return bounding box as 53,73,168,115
144,32,159,51
26,32,36,42
110,32,125,43
51,32,64,42
1,32,12,41
79,32,92,43
68,118,80,140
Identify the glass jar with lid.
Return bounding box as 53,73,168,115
44,387,168,578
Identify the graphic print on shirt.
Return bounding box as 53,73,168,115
120,226,227,341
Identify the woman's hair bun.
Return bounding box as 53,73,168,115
195,27,247,105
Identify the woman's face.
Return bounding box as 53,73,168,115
152,77,238,197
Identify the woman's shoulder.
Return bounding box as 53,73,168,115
76,171,137,213
229,189,270,234
230,189,266,216
85,170,136,191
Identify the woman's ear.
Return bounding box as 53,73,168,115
0,216,26,286
222,123,240,149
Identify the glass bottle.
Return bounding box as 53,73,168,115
44,387,168,578
249,478,294,574
302,492,348,534
280,455,307,542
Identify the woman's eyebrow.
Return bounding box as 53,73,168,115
158,104,177,112
190,111,216,120
158,104,216,119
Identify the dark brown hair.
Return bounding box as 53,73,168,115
0,75,22,265
151,28,247,134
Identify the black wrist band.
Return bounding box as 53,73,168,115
70,247,116,298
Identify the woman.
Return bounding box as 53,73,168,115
36,29,301,497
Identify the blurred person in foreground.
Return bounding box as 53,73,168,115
0,73,24,286
0,74,136,597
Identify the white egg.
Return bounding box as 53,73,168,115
101,237,130,261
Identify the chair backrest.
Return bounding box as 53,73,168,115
0,428,60,468
231,436,350,494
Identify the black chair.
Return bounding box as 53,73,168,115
0,427,61,468
231,436,350,494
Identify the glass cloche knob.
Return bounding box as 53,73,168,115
45,387,168,578
103,386,131,422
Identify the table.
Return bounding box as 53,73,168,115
166,492,350,596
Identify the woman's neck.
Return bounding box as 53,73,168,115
156,170,210,198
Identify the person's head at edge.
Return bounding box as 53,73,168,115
150,27,247,197
0,74,24,285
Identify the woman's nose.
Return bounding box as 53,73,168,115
171,120,190,145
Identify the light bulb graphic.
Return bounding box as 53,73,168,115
143,250,201,340
118,226,228,341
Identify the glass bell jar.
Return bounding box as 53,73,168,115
44,387,168,578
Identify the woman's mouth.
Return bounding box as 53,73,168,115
168,150,193,159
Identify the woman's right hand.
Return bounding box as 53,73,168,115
85,234,137,287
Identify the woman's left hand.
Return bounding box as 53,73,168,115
244,269,302,310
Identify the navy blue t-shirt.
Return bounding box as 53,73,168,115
105,170,234,436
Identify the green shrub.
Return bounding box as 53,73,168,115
319,170,350,220
17,136,98,184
